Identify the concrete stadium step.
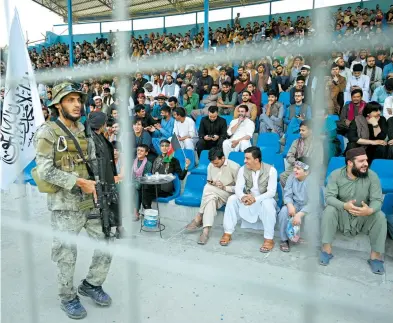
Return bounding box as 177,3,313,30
156,201,393,258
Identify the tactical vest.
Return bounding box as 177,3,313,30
49,122,90,179
33,121,90,193
243,163,271,195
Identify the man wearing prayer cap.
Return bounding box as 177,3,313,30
320,147,387,275
344,63,370,103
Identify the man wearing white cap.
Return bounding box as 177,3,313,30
335,57,352,81
92,96,103,112
344,63,370,103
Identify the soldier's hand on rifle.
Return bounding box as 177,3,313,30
76,178,97,202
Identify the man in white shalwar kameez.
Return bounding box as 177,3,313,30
219,147,278,253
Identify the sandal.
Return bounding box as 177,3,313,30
219,233,232,246
319,251,334,266
367,259,385,275
197,232,209,245
185,219,203,231
279,240,290,252
260,239,275,253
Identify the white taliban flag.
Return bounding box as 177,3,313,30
0,9,44,190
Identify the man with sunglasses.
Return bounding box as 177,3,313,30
33,82,113,319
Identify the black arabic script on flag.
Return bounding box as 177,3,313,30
1,73,35,165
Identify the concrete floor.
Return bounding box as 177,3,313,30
1,185,393,323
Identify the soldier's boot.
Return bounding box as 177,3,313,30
78,280,112,306
60,296,87,320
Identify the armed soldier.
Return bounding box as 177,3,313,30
33,82,112,320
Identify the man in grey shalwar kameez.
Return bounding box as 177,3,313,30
278,158,311,252
320,147,387,275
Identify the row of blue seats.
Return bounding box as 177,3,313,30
325,157,393,194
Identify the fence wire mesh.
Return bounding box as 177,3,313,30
1,1,393,323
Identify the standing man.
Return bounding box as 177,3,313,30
185,148,240,244
219,147,278,253
222,105,255,158
33,82,112,319
196,106,227,156
320,147,387,275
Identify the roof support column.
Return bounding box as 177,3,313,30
231,7,234,28
269,1,272,23
131,19,134,36
196,12,198,32
67,0,74,67
163,16,166,34
204,0,209,51
99,22,102,36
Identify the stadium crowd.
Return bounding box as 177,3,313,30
1,3,393,275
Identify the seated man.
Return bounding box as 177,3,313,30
182,84,200,115
233,91,258,121
135,104,156,128
161,75,180,99
284,89,311,136
136,93,151,114
185,148,240,245
245,82,261,115
151,94,168,118
132,144,152,221
132,118,156,162
142,139,190,209
344,63,370,103
222,105,255,157
217,81,238,116
337,88,367,136
346,101,389,163
280,121,314,187
196,106,227,157
371,78,393,106
278,158,311,252
167,96,178,111
219,147,278,253
191,84,219,119
171,107,197,150
259,91,284,136
149,106,175,154
289,76,309,105
320,147,387,275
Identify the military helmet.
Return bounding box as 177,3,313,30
49,82,87,108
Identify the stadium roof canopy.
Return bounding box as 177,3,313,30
32,0,275,23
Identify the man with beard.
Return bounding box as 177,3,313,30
320,147,387,275
344,63,370,103
335,57,352,81
234,72,250,95
234,91,257,121
270,64,290,94
363,55,383,93
33,82,112,319
161,75,180,99
197,68,214,99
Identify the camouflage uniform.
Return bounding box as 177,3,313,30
33,83,112,302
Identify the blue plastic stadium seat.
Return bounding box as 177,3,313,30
174,149,196,171
325,157,345,185
221,115,233,126
382,193,393,239
276,183,283,208
278,92,290,107
191,150,210,175
199,94,208,109
195,115,204,131
175,174,207,207
328,115,339,122
262,152,285,178
156,175,181,203
281,133,300,158
370,159,393,194
262,92,268,105
337,134,346,155
257,132,280,153
228,152,245,166
21,160,37,186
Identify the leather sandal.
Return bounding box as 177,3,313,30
260,239,275,253
185,219,203,231
219,233,232,246
197,232,209,245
